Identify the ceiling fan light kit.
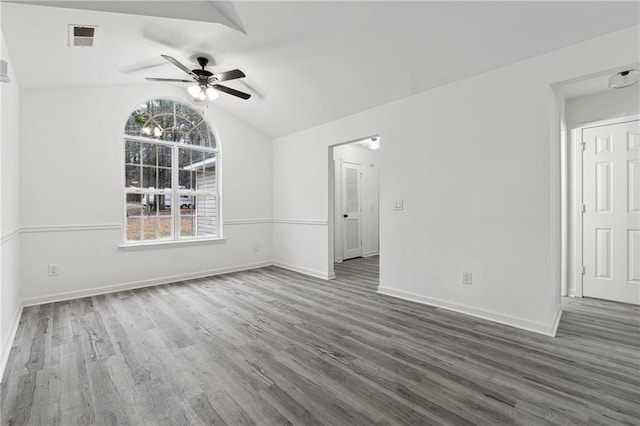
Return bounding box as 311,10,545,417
188,84,219,101
146,55,250,102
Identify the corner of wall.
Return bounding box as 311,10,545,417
0,30,24,383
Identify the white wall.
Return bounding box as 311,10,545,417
333,143,379,261
0,33,22,380
564,87,640,297
273,25,640,336
19,84,273,304
272,138,330,278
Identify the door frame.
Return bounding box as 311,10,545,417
569,114,640,298
327,135,380,279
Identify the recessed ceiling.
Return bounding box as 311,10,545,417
2,1,639,139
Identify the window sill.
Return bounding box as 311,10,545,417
118,236,225,250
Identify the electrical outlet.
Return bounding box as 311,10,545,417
462,272,472,285
48,264,59,276
393,200,404,210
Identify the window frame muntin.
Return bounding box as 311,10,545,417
122,99,221,245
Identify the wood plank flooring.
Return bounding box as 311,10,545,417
2,256,639,425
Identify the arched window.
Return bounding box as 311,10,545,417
123,99,219,243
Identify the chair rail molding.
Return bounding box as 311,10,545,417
273,219,328,226
223,219,273,225
21,223,122,233
0,228,20,245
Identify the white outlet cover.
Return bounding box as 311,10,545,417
48,264,59,276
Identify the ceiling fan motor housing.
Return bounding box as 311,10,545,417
193,57,214,81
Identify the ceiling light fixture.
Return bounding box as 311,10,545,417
608,69,640,89
188,83,219,102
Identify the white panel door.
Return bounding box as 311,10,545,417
342,161,362,260
583,119,640,305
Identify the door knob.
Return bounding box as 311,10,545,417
343,214,348,218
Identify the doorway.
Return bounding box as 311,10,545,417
558,68,640,304
329,136,380,283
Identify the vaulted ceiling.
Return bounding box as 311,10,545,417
2,1,639,138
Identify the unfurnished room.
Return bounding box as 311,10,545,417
0,1,639,425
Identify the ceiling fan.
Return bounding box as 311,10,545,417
146,55,251,101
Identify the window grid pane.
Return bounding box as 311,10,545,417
124,100,218,243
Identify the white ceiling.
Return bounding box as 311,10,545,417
2,1,639,139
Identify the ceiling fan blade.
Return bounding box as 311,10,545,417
146,77,193,83
161,54,195,76
211,69,245,82
213,84,251,100
119,58,166,74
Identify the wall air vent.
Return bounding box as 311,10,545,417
69,25,98,47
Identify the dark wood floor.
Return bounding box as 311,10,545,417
2,256,639,425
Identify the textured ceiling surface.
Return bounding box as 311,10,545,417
2,1,639,138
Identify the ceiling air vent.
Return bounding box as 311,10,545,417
69,25,97,47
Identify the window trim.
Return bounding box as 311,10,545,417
122,100,222,245
118,235,226,250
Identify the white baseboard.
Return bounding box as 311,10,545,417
21,261,273,307
550,306,563,336
2,258,329,383
377,286,561,337
1,304,23,383
363,251,379,258
3,261,273,383
19,258,333,307
272,261,332,280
